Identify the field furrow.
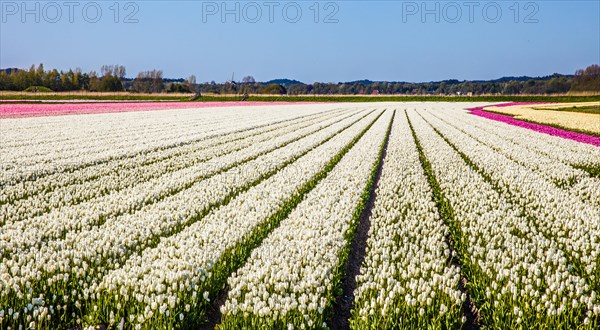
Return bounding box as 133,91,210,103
80,110,387,329
219,110,392,329
1,102,598,330
351,110,464,329
408,109,598,329
418,109,600,285
0,109,371,260
0,108,379,328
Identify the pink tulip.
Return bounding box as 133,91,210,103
0,101,317,119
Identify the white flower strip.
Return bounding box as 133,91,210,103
419,109,600,283
0,108,378,328
351,111,464,329
0,107,346,205
451,108,600,206
0,108,351,223
90,110,386,330
1,108,241,178
1,104,346,185
427,107,591,186
425,106,600,205
0,110,366,258
408,110,599,328
462,105,599,168
0,105,300,160
220,111,392,329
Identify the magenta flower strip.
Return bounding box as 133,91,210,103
468,102,600,147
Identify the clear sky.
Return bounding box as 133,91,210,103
1,0,598,83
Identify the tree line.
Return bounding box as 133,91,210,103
0,64,197,94
0,64,598,95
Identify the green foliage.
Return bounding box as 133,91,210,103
97,76,124,92
167,83,191,93
262,84,287,95
23,86,53,92
573,164,600,178
570,64,600,92
131,70,164,93
1,63,599,96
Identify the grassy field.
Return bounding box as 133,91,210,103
532,104,600,114
1,91,600,103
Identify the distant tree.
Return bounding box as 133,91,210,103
305,84,313,94
287,84,307,95
570,64,600,92
1,63,597,95
132,70,163,93
98,75,123,92
262,84,287,95
88,71,100,91
502,81,521,95
168,82,191,93
242,76,256,84
45,69,61,91
223,81,237,94
546,77,571,94
35,64,44,86
100,65,111,77
186,75,198,95
115,65,126,79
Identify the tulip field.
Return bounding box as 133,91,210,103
0,102,599,329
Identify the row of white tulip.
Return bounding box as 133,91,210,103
351,110,464,329
0,108,377,329
85,110,385,330
467,108,600,168
1,108,239,179
0,107,347,205
1,104,346,185
219,110,392,329
1,105,232,146
0,108,352,223
453,106,600,206
427,108,591,187
419,109,600,284
0,105,311,159
408,109,599,328
0,109,367,260
426,106,600,205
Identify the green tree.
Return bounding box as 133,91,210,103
98,76,123,92
262,84,287,95
570,64,600,92
132,70,163,93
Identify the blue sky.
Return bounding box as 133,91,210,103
1,0,598,82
